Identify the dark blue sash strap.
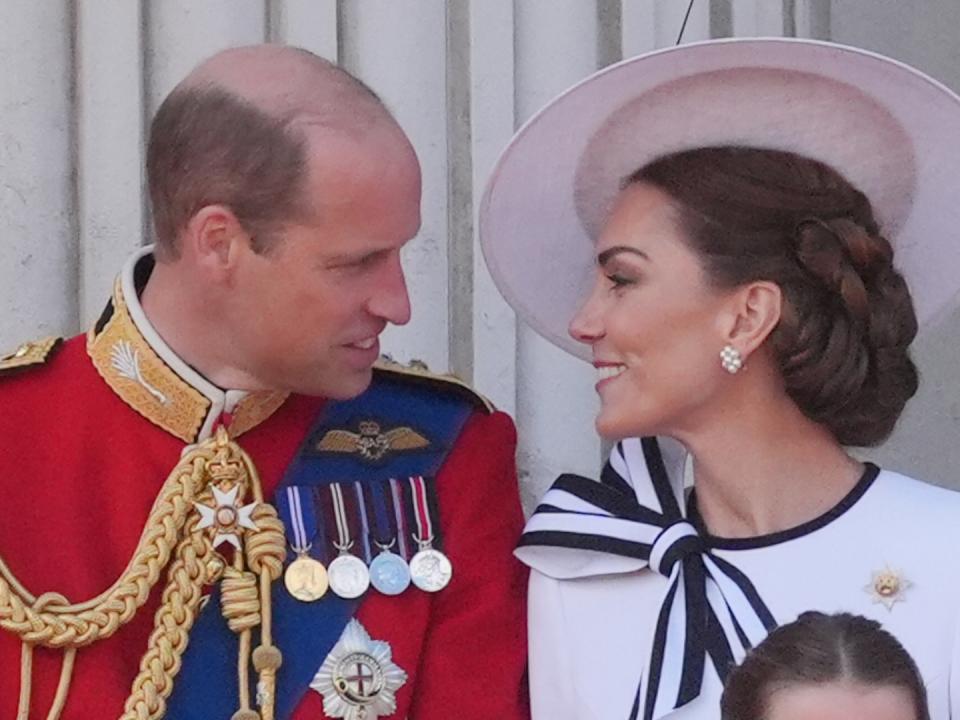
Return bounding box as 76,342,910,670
166,372,475,719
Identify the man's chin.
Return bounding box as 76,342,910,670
294,366,375,400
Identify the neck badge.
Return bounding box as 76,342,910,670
311,619,408,720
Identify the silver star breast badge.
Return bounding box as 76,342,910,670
310,619,408,719
865,565,912,611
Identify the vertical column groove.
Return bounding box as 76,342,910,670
446,0,474,383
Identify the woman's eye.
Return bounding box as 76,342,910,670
605,273,635,289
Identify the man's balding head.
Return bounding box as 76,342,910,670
147,44,401,258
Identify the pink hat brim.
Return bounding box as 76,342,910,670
479,38,960,361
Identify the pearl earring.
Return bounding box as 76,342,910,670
720,344,743,374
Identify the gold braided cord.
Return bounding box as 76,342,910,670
2,428,287,720
120,514,214,720
16,592,79,720
46,648,76,720
221,570,261,633
0,455,207,647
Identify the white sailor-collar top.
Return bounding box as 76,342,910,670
517,437,960,719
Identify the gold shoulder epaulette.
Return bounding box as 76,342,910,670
0,336,63,376
373,356,495,413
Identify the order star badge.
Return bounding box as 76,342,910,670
310,619,407,720
865,566,912,611
194,485,258,549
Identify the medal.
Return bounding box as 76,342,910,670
366,480,411,595
326,483,370,599
328,552,371,599
409,547,452,593
279,486,328,601
310,619,408,720
407,475,453,592
369,543,411,596
285,554,329,601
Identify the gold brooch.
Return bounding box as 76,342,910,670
865,566,912,611
316,421,430,463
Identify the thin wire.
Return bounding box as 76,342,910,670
675,0,697,45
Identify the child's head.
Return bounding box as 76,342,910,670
721,612,929,720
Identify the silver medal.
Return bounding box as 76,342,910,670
369,550,411,596
311,619,407,720
328,553,371,599
409,547,453,592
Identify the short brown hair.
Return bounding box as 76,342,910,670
721,611,929,720
146,85,309,258
631,146,918,446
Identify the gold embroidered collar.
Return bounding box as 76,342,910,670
87,248,288,443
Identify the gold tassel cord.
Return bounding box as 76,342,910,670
0,455,205,647
0,427,286,720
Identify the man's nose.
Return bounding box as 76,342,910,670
370,255,412,326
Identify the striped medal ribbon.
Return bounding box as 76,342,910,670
326,483,370,599
280,486,328,602
407,476,452,592
367,480,411,596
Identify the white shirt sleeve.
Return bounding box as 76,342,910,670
528,569,578,720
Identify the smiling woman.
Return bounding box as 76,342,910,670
481,38,960,720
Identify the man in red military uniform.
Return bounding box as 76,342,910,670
0,45,528,720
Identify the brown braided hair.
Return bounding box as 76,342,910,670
720,611,930,720
630,146,918,446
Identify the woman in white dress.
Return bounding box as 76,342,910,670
479,39,960,719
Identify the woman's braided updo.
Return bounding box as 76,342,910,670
631,146,918,446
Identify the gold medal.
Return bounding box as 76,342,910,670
284,554,329,602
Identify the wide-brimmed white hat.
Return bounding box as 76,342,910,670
479,38,960,361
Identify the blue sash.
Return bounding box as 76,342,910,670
165,370,475,719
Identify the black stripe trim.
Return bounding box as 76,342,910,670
687,463,880,550
677,557,706,706
656,534,703,577
644,577,680,720
710,555,777,631
705,609,736,682
642,437,681,518
517,531,651,560
550,473,653,521
601,459,635,495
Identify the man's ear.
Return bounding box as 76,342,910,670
180,204,251,283
718,281,782,361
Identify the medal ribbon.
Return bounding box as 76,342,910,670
515,437,779,720
408,475,434,546
389,478,411,559
353,481,374,563
367,479,397,548
286,486,316,552
328,483,355,552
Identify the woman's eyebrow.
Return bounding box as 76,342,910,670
597,246,650,266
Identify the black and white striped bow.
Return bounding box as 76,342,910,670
516,437,776,720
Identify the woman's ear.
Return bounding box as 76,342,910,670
721,281,782,360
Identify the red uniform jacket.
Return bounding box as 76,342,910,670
0,272,527,719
